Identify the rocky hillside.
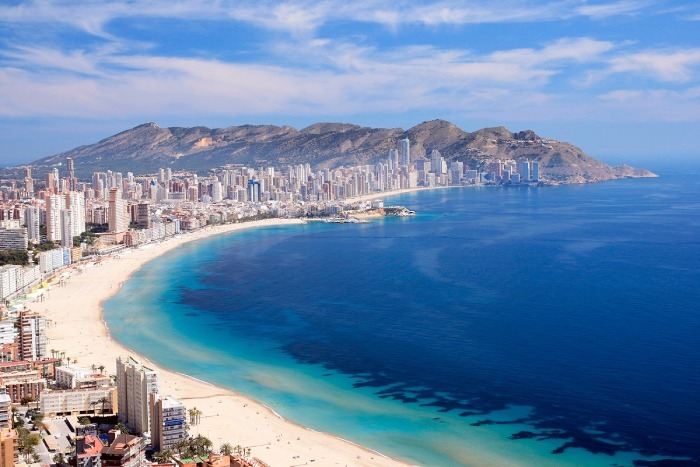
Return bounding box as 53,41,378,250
14,120,655,184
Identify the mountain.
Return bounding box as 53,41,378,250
12,120,655,184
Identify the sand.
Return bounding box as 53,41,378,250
24,219,411,467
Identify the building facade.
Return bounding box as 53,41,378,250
149,394,187,452
116,356,159,435
18,311,46,361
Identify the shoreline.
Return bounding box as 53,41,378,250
27,218,412,467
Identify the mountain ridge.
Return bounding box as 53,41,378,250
8,119,656,184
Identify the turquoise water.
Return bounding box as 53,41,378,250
105,170,700,466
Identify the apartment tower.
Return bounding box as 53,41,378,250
116,356,159,435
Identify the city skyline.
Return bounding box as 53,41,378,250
1,0,699,166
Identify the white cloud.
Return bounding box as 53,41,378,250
575,0,650,19
607,49,700,82
0,0,664,39
597,87,700,121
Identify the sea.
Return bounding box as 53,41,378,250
104,165,700,466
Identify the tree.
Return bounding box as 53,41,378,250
78,416,91,425
53,452,67,467
90,401,98,415
17,427,40,461
114,423,131,434
152,448,174,464
32,412,45,433
20,396,34,406
98,364,105,374
219,443,233,456
98,396,110,414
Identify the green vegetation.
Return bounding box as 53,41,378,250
0,249,28,266
17,426,40,460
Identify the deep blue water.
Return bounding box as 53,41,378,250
105,169,700,466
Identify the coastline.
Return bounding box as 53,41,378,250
26,218,411,467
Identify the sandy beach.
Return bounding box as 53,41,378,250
24,219,411,467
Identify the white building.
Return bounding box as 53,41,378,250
46,194,65,242
40,387,115,417
116,356,159,435
149,394,187,452
400,138,411,168
0,392,10,430
0,322,15,346
25,207,40,242
55,365,93,389
19,311,46,361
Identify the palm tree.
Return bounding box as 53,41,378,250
152,448,174,464
91,364,97,373
90,401,98,415
98,396,110,414
53,452,67,467
32,412,45,434
219,443,233,456
98,364,105,374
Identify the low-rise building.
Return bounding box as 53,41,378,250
0,369,44,403
40,387,115,417
100,432,146,467
55,365,92,389
73,434,104,467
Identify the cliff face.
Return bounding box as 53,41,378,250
21,120,656,183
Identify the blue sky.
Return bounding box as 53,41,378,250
1,0,699,166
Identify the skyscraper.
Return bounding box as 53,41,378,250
25,207,40,243
108,188,127,233
248,179,261,203
46,194,65,242
400,138,411,168
116,356,159,435
24,167,34,195
518,160,531,181
67,157,77,191
65,191,86,240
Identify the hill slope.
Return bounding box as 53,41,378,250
17,120,655,184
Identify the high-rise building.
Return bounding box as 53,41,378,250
136,203,151,229
24,167,34,195
248,179,261,203
67,157,77,192
531,161,540,182
65,191,86,240
108,188,127,233
518,160,531,181
46,194,65,242
116,356,159,435
25,207,40,242
400,138,411,168
430,150,443,174
19,311,46,361
149,394,186,452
